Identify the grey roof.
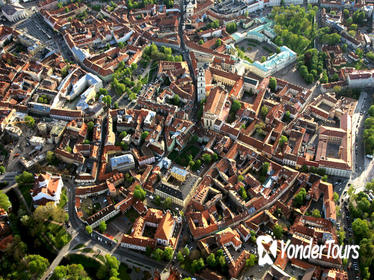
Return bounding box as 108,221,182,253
2,4,24,16
156,174,200,201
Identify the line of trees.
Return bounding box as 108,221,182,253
348,181,373,280
364,105,374,155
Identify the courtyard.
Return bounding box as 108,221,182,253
235,39,271,62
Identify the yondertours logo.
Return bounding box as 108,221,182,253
256,235,360,266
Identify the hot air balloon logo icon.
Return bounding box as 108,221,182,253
256,235,277,266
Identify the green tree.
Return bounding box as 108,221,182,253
283,110,291,122
218,255,226,268
120,131,128,138
102,95,112,107
231,99,241,113
133,185,146,200
173,94,180,105
215,39,222,48
99,88,108,96
198,39,204,45
239,186,247,200
368,105,374,119
33,202,67,223
206,253,216,268
163,197,172,209
366,52,374,63
15,171,34,186
182,246,190,257
25,116,35,127
0,191,11,211
260,105,269,118
177,251,184,262
260,162,270,177
52,264,90,280
152,248,164,261
352,9,366,25
191,258,205,273
46,151,57,165
355,48,364,58
311,209,321,218
87,121,94,131
99,221,107,233
321,71,328,83
273,224,283,239
269,77,277,92
343,9,349,18
212,153,218,161
141,131,149,140
202,153,212,163
246,254,257,267
342,43,348,52
293,187,307,207
97,254,120,279
238,175,244,182
0,165,5,174
163,247,174,261
352,218,370,240
85,225,93,234
279,135,288,147
24,254,50,279
333,192,339,203
226,22,237,34
338,230,345,245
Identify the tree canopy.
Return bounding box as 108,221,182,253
133,185,146,200
25,116,35,127
52,264,90,280
293,187,307,208
269,77,277,92
99,221,107,233
297,48,326,84
0,191,11,211
273,224,283,239
226,22,237,34
271,5,315,54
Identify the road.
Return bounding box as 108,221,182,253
40,232,80,280
2,183,18,193
340,90,373,201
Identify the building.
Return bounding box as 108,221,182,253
120,208,180,251
110,154,135,171
1,4,28,22
31,173,63,207
248,46,297,77
155,168,201,208
170,166,188,182
202,86,228,129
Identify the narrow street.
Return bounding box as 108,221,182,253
40,232,80,280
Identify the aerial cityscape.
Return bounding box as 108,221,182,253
0,0,373,279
